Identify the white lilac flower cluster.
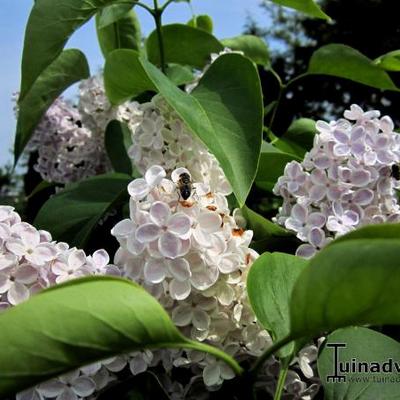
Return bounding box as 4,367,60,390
26,75,143,184
0,205,157,400
273,104,400,258
112,165,267,383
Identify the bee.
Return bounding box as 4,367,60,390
177,172,192,200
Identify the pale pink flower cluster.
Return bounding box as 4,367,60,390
26,75,143,184
274,105,400,258
112,165,272,388
0,205,157,400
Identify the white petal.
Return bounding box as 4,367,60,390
220,363,235,380
168,258,191,281
197,211,222,234
192,309,210,331
57,387,77,400
129,356,148,375
135,223,161,243
150,201,171,226
171,305,193,326
92,249,109,268
38,380,65,397
0,274,12,294
167,213,191,236
126,235,146,255
68,250,86,270
143,258,166,284
158,232,182,259
296,244,316,259
203,363,221,387
14,264,38,284
170,279,191,300
145,165,166,186
111,219,135,238
128,178,150,201
71,376,95,397
5,239,27,257
0,254,17,270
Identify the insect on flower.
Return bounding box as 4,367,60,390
177,172,192,200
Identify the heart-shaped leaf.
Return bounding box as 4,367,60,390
289,239,400,339
221,35,270,66
104,51,263,206
318,327,400,400
247,252,308,357
19,0,133,102
0,276,241,397
306,44,399,91
146,24,223,68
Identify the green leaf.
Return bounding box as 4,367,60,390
105,120,133,175
166,64,195,86
34,173,131,247
307,44,399,91
97,1,136,28
374,50,400,72
318,327,400,400
289,239,400,340
96,9,141,57
15,49,89,163
255,142,300,191
267,0,330,20
104,51,263,206
19,0,129,101
332,223,400,244
221,35,270,66
187,15,213,33
247,252,308,357
273,118,317,158
0,276,241,397
146,24,223,68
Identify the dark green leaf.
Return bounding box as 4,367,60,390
307,44,399,91
105,51,263,206
221,35,270,66
15,49,90,162
187,15,213,33
97,1,136,28
290,239,400,339
318,327,400,400
105,120,133,175
273,118,317,158
166,64,195,86
0,276,241,397
248,252,308,357
19,0,128,101
332,223,400,244
255,142,300,191
34,173,131,247
374,50,400,72
96,9,141,57
146,24,223,68
267,0,330,20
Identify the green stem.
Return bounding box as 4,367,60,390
250,336,293,377
153,0,166,73
160,0,176,12
184,340,244,376
273,360,289,400
118,1,154,15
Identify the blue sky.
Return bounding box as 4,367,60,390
0,0,267,165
